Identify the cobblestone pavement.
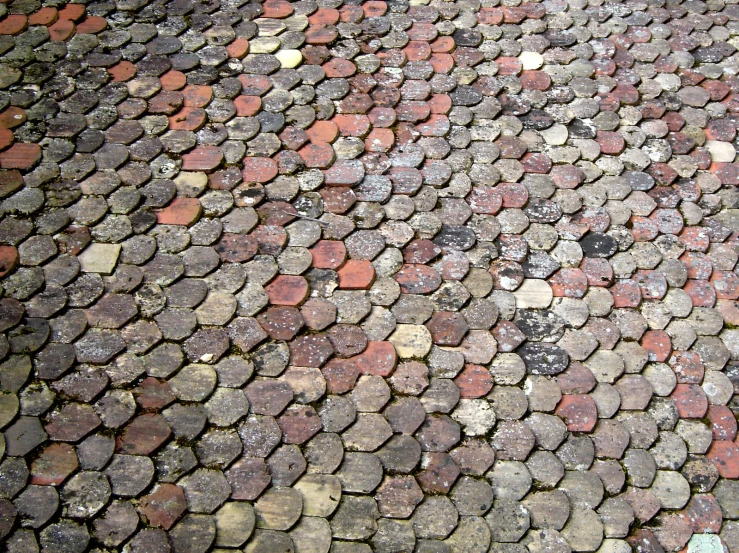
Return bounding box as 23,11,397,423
3,0,739,551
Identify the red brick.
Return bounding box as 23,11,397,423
556,394,598,432
227,458,271,500
257,306,304,340
242,157,278,183
549,268,589,298
215,233,258,263
338,259,375,289
310,240,347,269
76,15,107,33
353,341,397,377
30,443,78,486
28,7,58,26
298,143,335,168
684,279,716,307
226,37,249,59
671,384,708,418
160,70,187,91
234,95,261,116
58,4,85,20
0,14,27,35
669,351,704,384
394,264,441,294
116,413,171,455
322,358,361,394
305,25,338,45
333,114,371,137
306,121,339,144
107,61,136,82
641,330,672,362
417,452,460,493
156,198,202,226
48,18,75,41
707,405,737,441
139,484,187,530
680,494,723,534
265,275,309,306
425,312,470,347
168,107,206,131
454,364,493,399
0,142,41,170
262,0,294,17
0,246,18,278
279,405,322,444
181,146,223,172
707,440,739,479
365,128,395,153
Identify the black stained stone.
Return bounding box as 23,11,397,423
513,310,566,342
568,119,597,139
517,343,569,375
522,251,560,279
450,85,482,106
433,225,476,251
453,29,482,47
579,232,618,258
256,112,285,133
624,171,655,191
524,199,562,223
521,110,554,130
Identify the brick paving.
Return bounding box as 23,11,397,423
1,0,739,551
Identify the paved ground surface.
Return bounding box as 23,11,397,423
2,0,739,551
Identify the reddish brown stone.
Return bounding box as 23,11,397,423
46,403,101,442
28,7,58,26
133,377,175,411
227,457,271,500
116,414,171,455
454,364,493,399
680,494,723,534
138,484,187,530
708,405,737,441
215,233,258,263
492,321,526,352
30,443,78,485
289,334,334,367
257,307,304,341
425,312,470,347
306,121,339,144
76,15,107,33
417,452,460,493
160,70,187,91
557,362,597,394
328,325,368,358
278,405,322,444
611,280,642,308
549,268,589,298
245,379,293,416
322,358,361,394
300,298,337,331
669,351,704,384
48,18,75,41
395,264,442,294
671,384,709,419
556,395,598,432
